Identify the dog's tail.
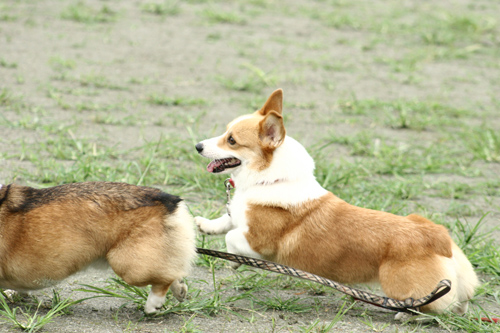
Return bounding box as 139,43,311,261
450,241,478,314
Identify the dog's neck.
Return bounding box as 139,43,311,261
255,178,285,186
232,136,316,191
231,178,285,188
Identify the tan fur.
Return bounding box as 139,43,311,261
214,90,286,172
196,89,479,316
0,182,196,311
216,115,274,171
246,193,452,282
245,191,476,314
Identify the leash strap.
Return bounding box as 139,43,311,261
196,247,451,313
223,178,233,217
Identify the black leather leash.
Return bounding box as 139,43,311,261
196,247,451,314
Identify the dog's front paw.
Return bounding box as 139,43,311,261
194,216,216,234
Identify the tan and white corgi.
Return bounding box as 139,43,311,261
194,89,478,319
0,182,196,313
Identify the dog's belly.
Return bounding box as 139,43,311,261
0,257,111,291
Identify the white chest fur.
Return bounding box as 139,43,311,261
227,135,328,228
228,191,248,229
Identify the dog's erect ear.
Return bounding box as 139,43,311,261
257,89,283,116
259,111,286,149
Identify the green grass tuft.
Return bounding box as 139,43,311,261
61,2,117,24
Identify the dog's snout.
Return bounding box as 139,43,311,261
195,143,204,153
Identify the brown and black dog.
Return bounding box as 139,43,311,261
0,182,196,313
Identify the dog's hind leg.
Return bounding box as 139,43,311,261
144,279,188,313
379,256,458,319
170,279,188,302
145,283,172,314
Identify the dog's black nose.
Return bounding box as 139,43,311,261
195,143,204,153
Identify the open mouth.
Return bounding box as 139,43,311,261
207,158,241,173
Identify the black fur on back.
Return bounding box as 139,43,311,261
4,182,182,214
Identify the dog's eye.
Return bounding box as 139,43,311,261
227,136,236,145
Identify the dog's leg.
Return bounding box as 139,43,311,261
170,279,188,302
195,213,233,235
145,283,173,314
144,280,188,314
225,228,262,269
380,255,459,320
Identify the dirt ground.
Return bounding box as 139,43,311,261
1,0,499,332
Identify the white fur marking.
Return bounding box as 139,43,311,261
226,229,262,259
195,214,233,234
145,292,166,314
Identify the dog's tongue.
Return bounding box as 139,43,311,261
207,160,223,173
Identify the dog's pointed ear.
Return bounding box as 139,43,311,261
257,89,283,116
259,111,286,149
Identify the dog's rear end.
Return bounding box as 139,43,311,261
377,214,478,317
0,182,196,313
244,194,478,316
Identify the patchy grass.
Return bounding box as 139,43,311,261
201,7,246,25
141,1,181,16
0,291,82,332
146,93,208,107
61,2,117,24
1,0,499,331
